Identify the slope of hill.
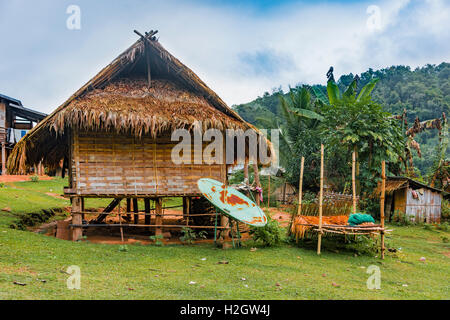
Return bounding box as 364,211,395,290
233,63,450,176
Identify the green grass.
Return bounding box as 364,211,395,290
0,179,449,300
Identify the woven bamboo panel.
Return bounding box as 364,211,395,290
72,131,226,196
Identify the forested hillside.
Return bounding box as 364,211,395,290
234,63,449,177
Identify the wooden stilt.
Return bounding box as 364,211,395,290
352,150,357,214
1,142,6,176
380,160,386,259
155,198,163,236
126,198,131,222
71,197,83,241
317,145,324,255
133,198,139,224
185,197,191,226
253,162,261,206
81,197,85,221
144,198,151,226
244,158,249,184
118,200,124,243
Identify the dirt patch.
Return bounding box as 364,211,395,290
267,207,293,227
0,265,38,276
443,252,450,258
0,175,53,183
45,193,68,200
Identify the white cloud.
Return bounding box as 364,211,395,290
0,0,448,113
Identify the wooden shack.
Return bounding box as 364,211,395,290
378,176,445,223
8,30,271,240
0,94,46,175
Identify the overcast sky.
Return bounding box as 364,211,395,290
0,0,449,114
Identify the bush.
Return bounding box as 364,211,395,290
149,234,164,246
29,175,39,183
442,199,450,221
180,227,207,244
249,215,282,247
391,210,412,226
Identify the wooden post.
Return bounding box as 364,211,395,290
155,198,163,236
71,197,83,241
253,162,261,206
244,158,249,184
185,197,191,226
126,198,131,221
297,157,305,216
317,145,324,255
380,161,386,259
1,142,6,176
267,174,271,208
81,197,85,221
133,198,139,224
352,150,357,214
144,198,151,226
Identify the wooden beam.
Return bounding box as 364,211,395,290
71,197,83,241
125,199,132,222
253,162,261,206
145,43,151,88
91,198,122,224
144,198,151,226
155,198,163,236
133,198,139,224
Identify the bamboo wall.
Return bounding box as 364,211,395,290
405,187,441,223
69,130,226,197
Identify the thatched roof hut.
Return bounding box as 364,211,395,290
374,176,447,223
8,30,267,173
8,30,273,241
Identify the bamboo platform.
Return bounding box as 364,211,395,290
291,145,387,258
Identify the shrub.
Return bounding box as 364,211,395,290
249,215,282,247
180,227,206,244
442,199,450,221
149,234,164,246
392,210,412,226
29,175,39,183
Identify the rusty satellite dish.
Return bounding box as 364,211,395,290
197,178,267,227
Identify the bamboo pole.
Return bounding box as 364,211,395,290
297,157,305,216
317,145,324,255
352,150,357,214
253,163,261,206
244,158,249,184
380,160,386,259
267,174,271,208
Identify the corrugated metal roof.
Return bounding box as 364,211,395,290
0,93,22,106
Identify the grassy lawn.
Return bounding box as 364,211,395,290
0,179,449,300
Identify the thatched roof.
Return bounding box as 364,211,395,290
8,30,270,173
373,176,447,197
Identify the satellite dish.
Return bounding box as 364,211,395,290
197,178,267,227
